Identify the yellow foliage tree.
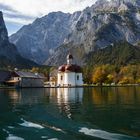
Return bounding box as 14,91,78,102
31,67,39,73
92,66,108,85
119,77,133,84
106,74,114,84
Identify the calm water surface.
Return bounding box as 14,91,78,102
0,87,140,140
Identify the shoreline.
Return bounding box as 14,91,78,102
0,84,140,89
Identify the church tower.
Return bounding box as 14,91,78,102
57,53,83,87
67,53,73,65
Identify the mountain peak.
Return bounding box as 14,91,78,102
0,11,8,44
10,0,140,66
10,11,76,64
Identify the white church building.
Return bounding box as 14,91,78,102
57,54,83,87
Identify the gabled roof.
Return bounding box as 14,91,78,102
14,71,45,79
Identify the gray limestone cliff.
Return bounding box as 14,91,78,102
10,0,140,66
10,11,81,64
45,0,140,66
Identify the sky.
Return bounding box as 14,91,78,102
0,0,98,35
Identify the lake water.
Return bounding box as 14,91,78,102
0,87,140,140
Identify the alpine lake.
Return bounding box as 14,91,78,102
0,86,140,140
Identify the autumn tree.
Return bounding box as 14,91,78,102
83,66,93,84
113,66,121,84
92,66,108,85
85,64,140,85
106,74,114,84
31,67,39,73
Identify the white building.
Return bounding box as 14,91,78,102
57,54,83,87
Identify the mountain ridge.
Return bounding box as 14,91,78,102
45,0,140,66
10,0,140,66
10,11,81,64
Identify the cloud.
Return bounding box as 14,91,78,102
3,10,35,25
0,3,17,13
0,3,35,25
0,0,97,17
0,0,97,35
4,16,33,25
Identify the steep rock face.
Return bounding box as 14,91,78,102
45,0,140,66
0,11,37,68
10,11,81,64
10,0,140,66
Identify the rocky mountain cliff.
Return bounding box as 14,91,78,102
46,0,140,66
0,11,37,68
10,11,81,64
10,0,140,66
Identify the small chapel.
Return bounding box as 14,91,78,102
57,54,83,87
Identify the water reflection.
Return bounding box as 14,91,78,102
0,88,83,105
82,87,140,137
57,88,83,103
56,88,83,119
0,87,140,139
1,87,140,108
83,87,140,108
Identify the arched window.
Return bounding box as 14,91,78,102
61,75,63,80
77,75,79,80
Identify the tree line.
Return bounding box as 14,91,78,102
9,64,140,85
83,64,140,85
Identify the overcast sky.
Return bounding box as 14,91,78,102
0,0,98,35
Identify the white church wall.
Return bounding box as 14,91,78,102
76,73,83,86
57,72,64,86
64,72,76,86
58,72,83,86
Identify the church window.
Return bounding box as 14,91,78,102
61,76,63,80
77,75,79,80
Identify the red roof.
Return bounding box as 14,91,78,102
58,65,66,72
58,64,82,73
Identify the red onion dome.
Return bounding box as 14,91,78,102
65,64,82,73
75,65,82,73
65,65,75,72
58,64,82,73
58,65,66,72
